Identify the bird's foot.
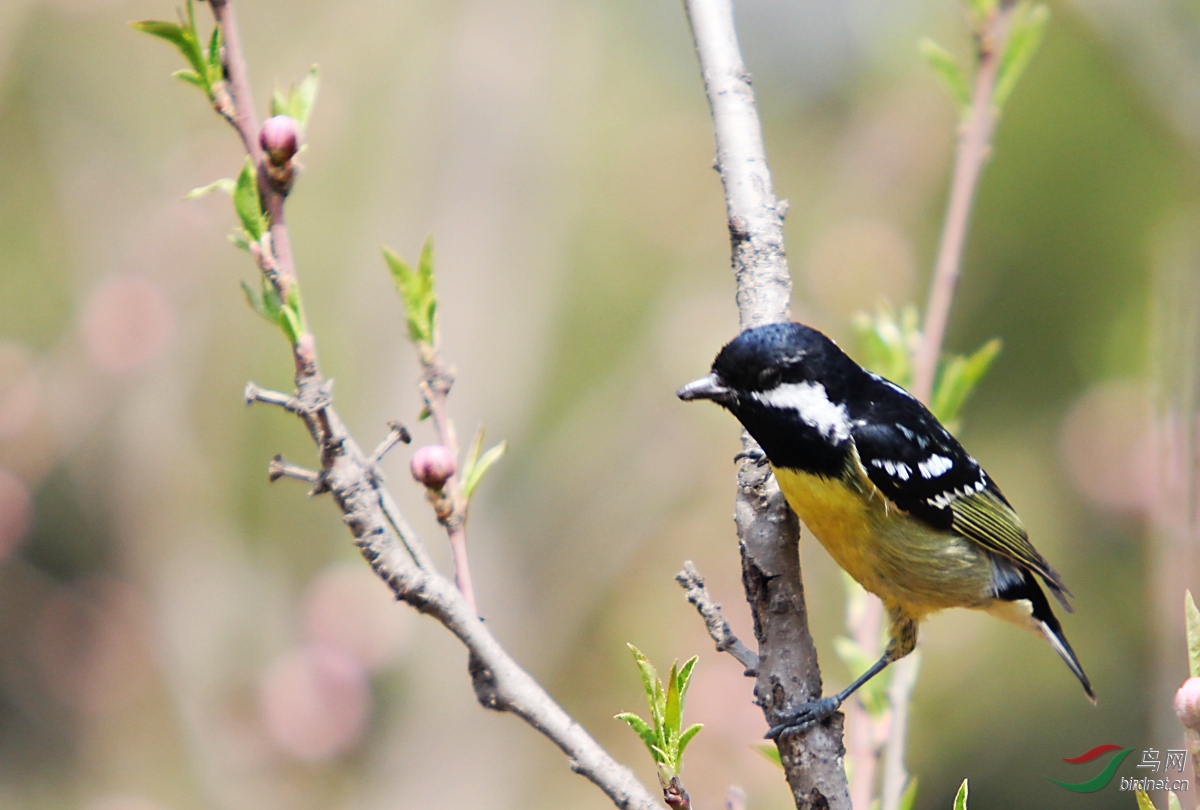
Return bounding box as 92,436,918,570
764,696,842,739
734,448,767,465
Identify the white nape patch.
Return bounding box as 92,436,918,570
752,381,850,441
918,454,953,479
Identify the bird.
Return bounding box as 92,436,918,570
677,321,1093,736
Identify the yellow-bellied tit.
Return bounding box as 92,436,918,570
678,322,1093,736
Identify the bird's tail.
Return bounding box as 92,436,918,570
988,572,1095,703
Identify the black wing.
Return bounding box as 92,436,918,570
848,377,1069,602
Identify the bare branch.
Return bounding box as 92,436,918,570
676,562,759,675
369,420,412,465
682,1,851,807
267,454,319,484
243,382,297,410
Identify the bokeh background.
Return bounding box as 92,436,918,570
0,0,1198,808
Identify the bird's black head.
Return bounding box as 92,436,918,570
677,322,866,471
678,322,861,407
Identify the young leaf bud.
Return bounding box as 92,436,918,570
260,115,300,165
410,445,456,491
1175,677,1200,731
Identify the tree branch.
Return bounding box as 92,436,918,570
676,562,759,675
911,2,1016,403
198,2,663,806
682,2,851,806
881,9,1017,809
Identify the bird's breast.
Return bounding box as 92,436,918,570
770,463,993,618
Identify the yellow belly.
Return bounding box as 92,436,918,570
771,463,993,619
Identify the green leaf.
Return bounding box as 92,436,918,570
207,25,221,80
241,278,284,327
1186,590,1200,678
279,305,302,345
677,723,702,760
270,66,320,130
131,19,189,51
664,660,683,737
994,3,1049,111
852,304,920,387
930,338,1002,427
233,158,267,241
173,69,205,88
383,237,438,346
649,744,670,766
919,38,971,110
1169,791,1183,810
615,712,659,753
627,645,663,730
677,656,698,703
270,88,289,118
289,66,320,129
1137,790,1158,810
898,777,919,810
185,177,235,199
131,1,210,95
229,230,252,252
953,778,968,810
756,744,783,769
462,440,507,500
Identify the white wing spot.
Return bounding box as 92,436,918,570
752,382,851,441
918,454,953,479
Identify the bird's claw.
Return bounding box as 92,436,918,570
764,696,842,739
734,448,767,465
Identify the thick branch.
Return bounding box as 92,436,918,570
683,3,851,806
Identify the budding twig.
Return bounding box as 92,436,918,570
188,3,662,806
912,2,1017,403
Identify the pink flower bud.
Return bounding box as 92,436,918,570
260,115,300,165
1175,677,1200,731
410,445,455,490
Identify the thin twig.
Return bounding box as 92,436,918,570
419,353,478,614
676,562,760,675
369,420,412,465
845,594,886,810
682,0,850,807
884,7,1017,810
912,2,1016,402
202,3,663,806
880,652,920,810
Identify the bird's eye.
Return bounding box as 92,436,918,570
757,367,781,389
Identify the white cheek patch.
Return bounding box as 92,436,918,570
752,381,851,441
918,454,953,479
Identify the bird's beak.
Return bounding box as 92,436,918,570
677,373,731,403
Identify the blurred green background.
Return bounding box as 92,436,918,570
0,0,1196,808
